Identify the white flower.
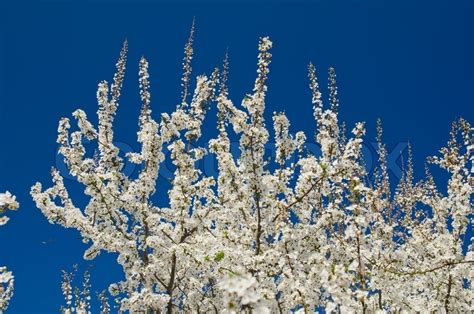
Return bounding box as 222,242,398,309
0,192,19,211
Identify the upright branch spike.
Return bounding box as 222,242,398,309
181,18,195,106
339,121,347,147
217,106,226,134
376,118,386,166
308,62,323,119
328,66,339,112
400,152,406,180
253,36,272,95
376,118,390,197
219,49,230,97
97,80,110,107
424,162,436,188
210,67,220,102
97,290,110,314
458,117,472,146
376,118,383,146
406,142,414,186
217,51,230,133
139,56,151,124
81,270,91,313
111,39,128,103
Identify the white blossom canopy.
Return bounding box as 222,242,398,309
31,30,473,313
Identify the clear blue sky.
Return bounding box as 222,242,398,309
0,0,472,312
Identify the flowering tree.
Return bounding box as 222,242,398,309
31,27,473,313
0,191,19,312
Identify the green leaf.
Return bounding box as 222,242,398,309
214,251,225,262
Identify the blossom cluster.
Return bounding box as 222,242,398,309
31,30,473,313
59,265,96,314
0,191,18,312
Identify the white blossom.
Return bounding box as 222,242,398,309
0,191,18,312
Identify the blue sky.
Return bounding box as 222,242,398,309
0,0,472,312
